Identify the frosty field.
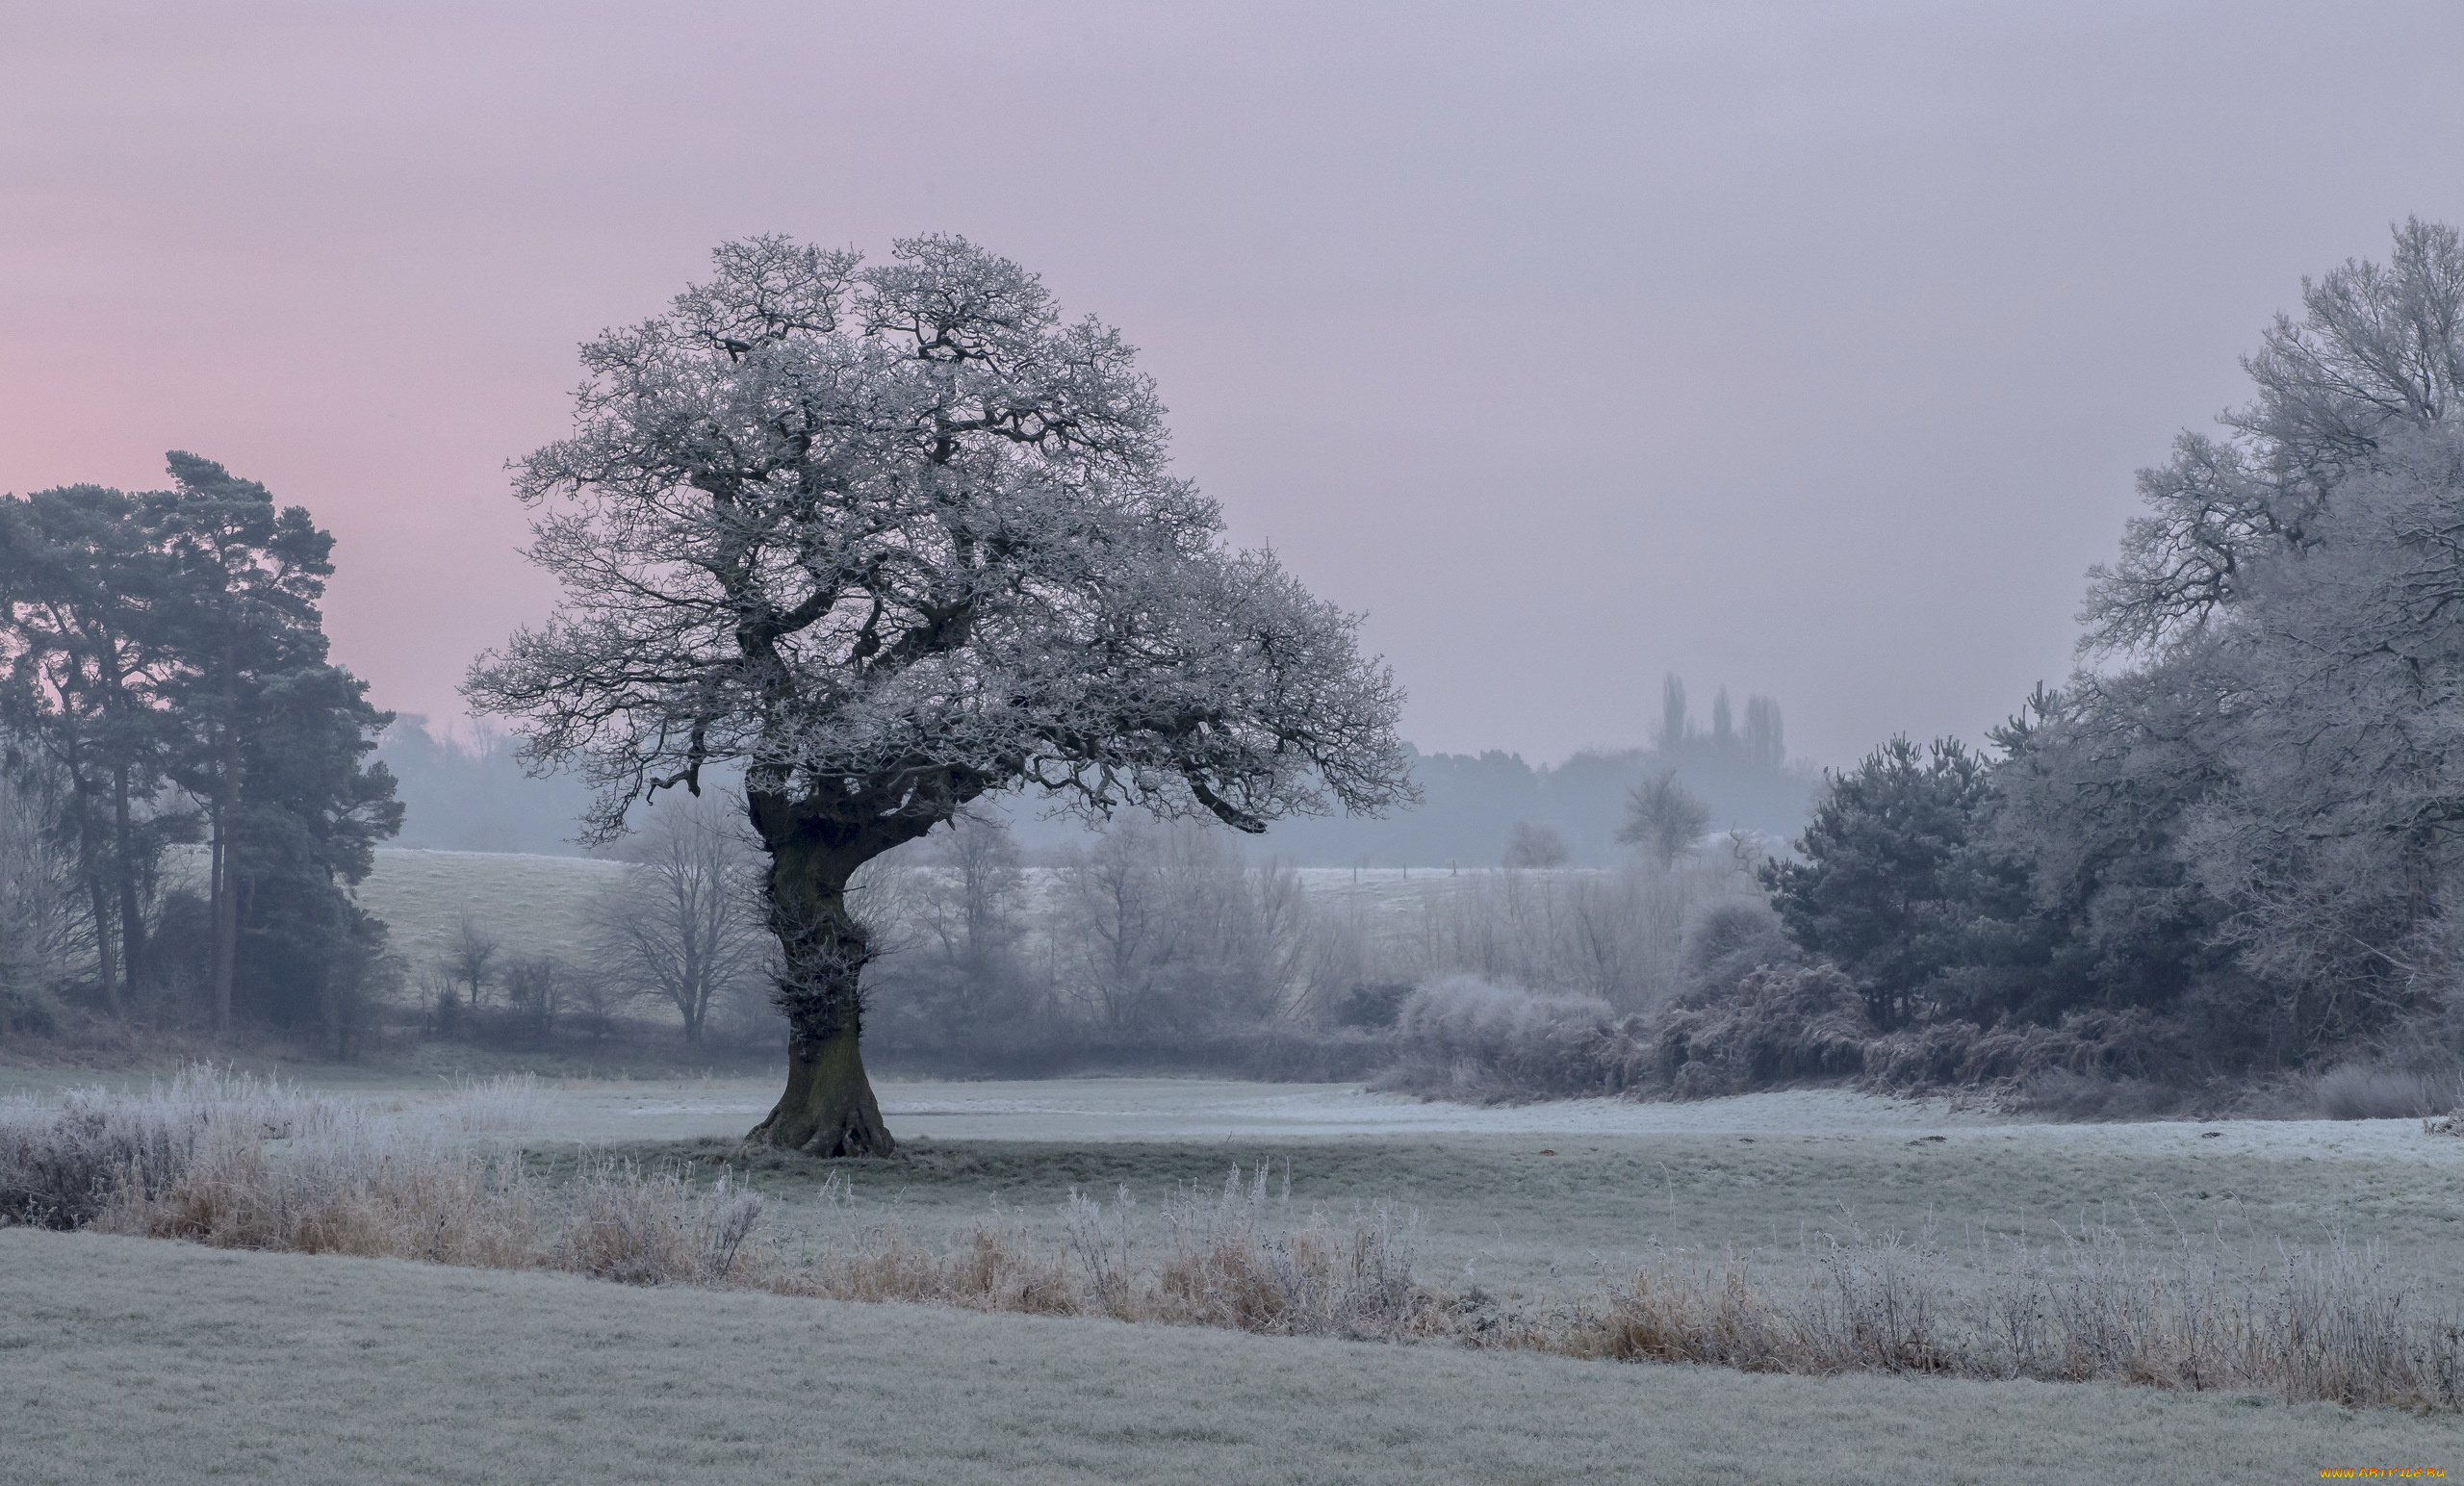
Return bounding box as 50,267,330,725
13,1228,2457,1486
625,1078,2464,1305
9,1068,2464,1481
11,1069,2464,1300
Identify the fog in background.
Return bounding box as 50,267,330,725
375,672,1811,865
7,1,2464,771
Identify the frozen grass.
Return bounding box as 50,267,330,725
2313,1063,2464,1120
433,1072,550,1133
22,1070,2464,1302
79,1113,1438,1343
18,1073,2464,1411
6,1074,1425,1340
0,1065,364,1227
1475,1228,2464,1411
11,1073,2464,1476
654,1105,2464,1308
0,1067,546,1230
8,1229,2460,1486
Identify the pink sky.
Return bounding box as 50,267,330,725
6,1,2462,764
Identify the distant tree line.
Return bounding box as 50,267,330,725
850,805,1767,1074
992,680,1809,872
1759,219,2464,1079
0,455,400,1042
372,698,1805,871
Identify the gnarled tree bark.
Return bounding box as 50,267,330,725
743,795,905,1157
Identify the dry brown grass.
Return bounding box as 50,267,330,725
1142,1166,1437,1340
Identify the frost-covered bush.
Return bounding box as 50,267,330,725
1678,896,1795,999
1649,964,1871,1099
1,1066,427,1232
1373,975,1646,1103
1861,1008,2185,1094
0,1089,207,1228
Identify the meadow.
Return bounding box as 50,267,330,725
456,1075,2464,1303
7,1067,2464,1481
13,1227,2454,1486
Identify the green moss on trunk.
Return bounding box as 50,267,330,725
751,1019,894,1156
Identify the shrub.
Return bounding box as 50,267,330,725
0,1091,205,1229
1373,976,1647,1103
0,981,62,1038
1861,1008,2188,1099
1677,897,1794,1000
1332,983,1413,1030
1371,960,2207,1111
1649,964,1871,1099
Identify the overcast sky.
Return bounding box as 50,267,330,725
6,1,2461,768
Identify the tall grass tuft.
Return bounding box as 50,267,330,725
555,1164,765,1284
435,1073,551,1134
1149,1164,1433,1340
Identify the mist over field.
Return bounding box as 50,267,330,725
372,672,1812,867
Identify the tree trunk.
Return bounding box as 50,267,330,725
210,650,241,1035
86,869,119,1019
745,813,895,1157
209,807,236,1034
112,764,143,1001
72,774,119,1017
755,1013,892,1157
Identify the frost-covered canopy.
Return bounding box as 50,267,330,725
2084,218,2464,654
469,236,1410,844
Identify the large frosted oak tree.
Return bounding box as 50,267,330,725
469,237,1411,1155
